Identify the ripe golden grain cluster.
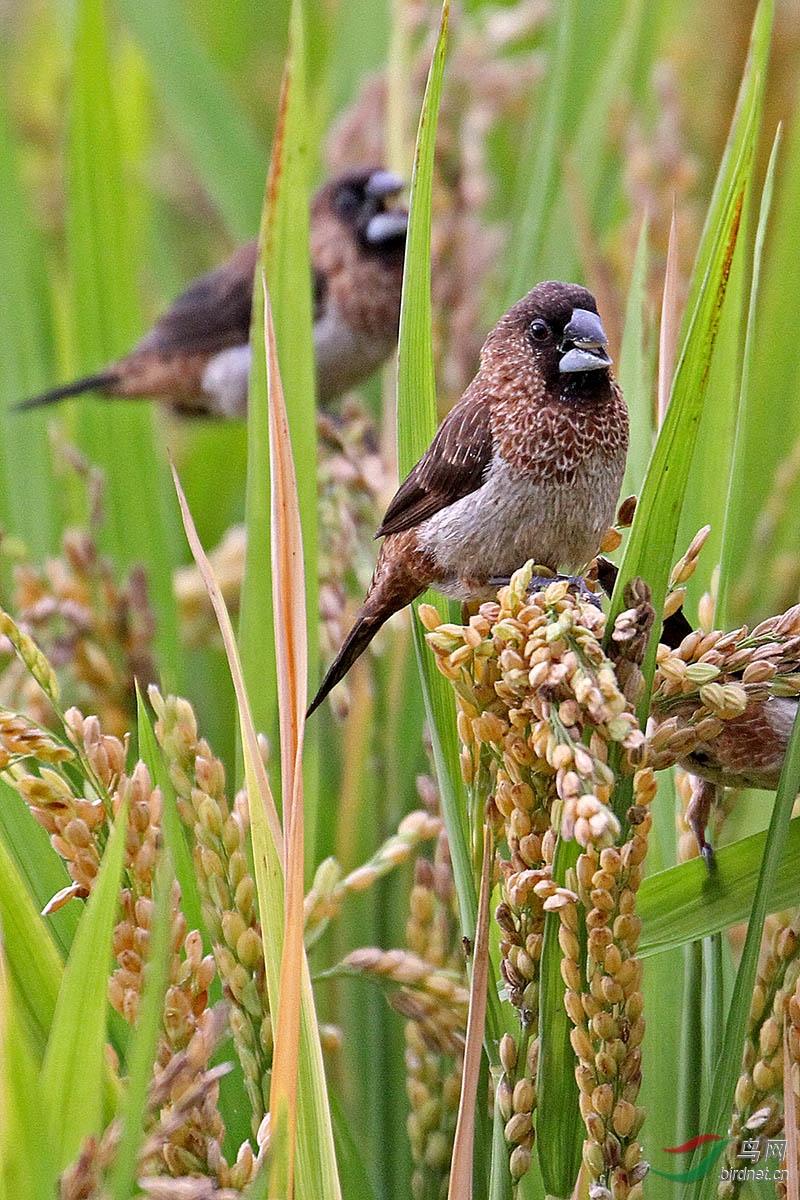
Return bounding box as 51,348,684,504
423,562,656,1188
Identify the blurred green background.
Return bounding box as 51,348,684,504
3,1,800,1194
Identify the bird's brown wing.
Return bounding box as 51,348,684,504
134,240,258,358
376,388,493,537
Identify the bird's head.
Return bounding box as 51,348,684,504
320,168,408,253
485,281,613,398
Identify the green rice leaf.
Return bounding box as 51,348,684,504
0,831,64,1057
638,815,800,957
0,940,58,1200
607,0,772,729
618,217,653,499
0,777,79,962
691,699,800,1199
239,0,317,792
66,0,182,670
40,790,127,1169
536,838,583,1194
0,93,60,555
173,462,341,1199
716,126,781,622
505,0,577,303
395,1,476,929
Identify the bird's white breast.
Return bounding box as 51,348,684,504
202,345,252,418
416,447,623,598
313,299,395,404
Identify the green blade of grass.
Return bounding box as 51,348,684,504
40,791,127,1170
638,814,800,956
505,0,577,304
567,0,647,243
395,1,475,930
396,4,512,1103
172,464,342,1200
728,72,800,622
0,778,79,961
0,938,58,1200
690,700,800,1200
716,126,781,622
66,0,182,672
262,276,309,1195
396,9,510,1188
0,831,64,1057
0,92,60,555
661,89,773,1161
536,838,583,1196
607,0,772,740
395,1,445,467
618,217,653,499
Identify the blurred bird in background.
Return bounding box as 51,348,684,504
17,167,408,418
649,603,800,861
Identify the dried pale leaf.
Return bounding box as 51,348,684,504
170,463,284,860
448,828,491,1200
263,277,306,1176
264,276,307,818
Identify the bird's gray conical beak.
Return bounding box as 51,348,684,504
559,308,612,373
365,171,408,244
365,170,405,201
365,210,408,243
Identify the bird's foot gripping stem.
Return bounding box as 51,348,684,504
687,777,717,873
488,572,602,608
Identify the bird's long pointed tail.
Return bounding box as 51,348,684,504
307,609,388,717
15,370,118,412
308,527,429,717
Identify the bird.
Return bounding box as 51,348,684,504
308,280,629,716
649,602,800,861
16,167,408,418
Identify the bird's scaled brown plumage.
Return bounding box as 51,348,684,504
308,280,629,716
649,602,800,862
17,168,408,417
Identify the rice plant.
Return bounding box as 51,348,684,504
1,0,800,1196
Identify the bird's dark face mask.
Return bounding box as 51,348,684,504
523,301,612,392
333,170,408,251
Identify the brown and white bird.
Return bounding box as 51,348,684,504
308,280,629,715
649,603,800,860
17,168,408,418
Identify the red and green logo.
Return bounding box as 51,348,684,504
650,1135,734,1182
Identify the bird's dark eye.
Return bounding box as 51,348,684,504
529,319,550,342
334,184,363,219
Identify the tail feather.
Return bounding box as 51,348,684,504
307,610,384,717
15,371,118,412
